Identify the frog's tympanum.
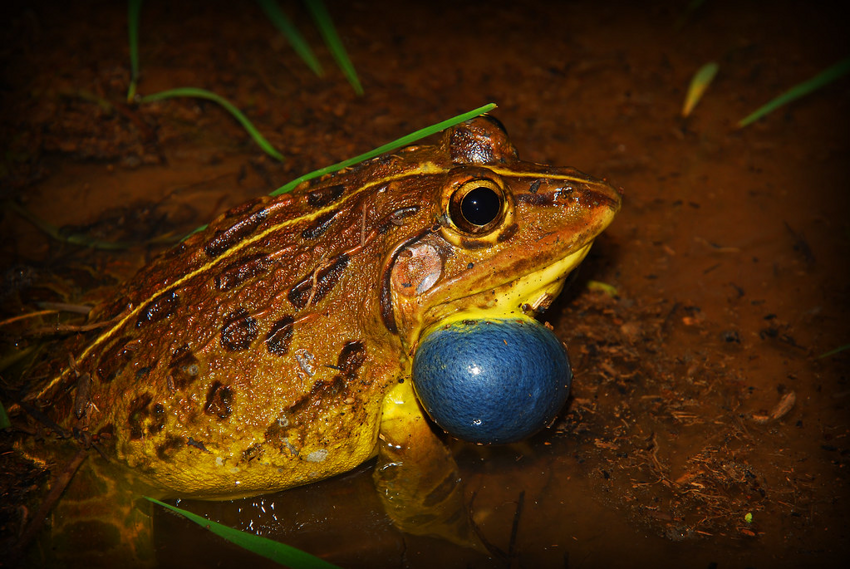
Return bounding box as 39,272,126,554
20,116,621,564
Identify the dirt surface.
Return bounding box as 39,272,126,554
1,0,848,567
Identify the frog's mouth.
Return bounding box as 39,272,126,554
418,242,593,340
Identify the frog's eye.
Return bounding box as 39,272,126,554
448,179,505,235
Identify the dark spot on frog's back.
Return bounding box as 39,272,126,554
204,381,233,419
288,254,349,309
242,443,264,463
136,291,180,328
128,392,153,440
204,208,268,258
301,209,339,240
161,242,187,261
291,376,346,414
215,253,273,291
148,403,166,435
156,434,184,460
338,341,366,380
96,336,135,383
221,308,259,351
266,315,295,356
306,184,345,208
225,197,267,219
169,345,201,390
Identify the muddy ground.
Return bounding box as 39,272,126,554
1,1,848,567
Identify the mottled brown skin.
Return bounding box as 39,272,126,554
28,116,621,505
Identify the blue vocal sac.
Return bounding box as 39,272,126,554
412,318,572,444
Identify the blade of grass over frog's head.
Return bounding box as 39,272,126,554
146,498,341,569
183,103,497,240
256,0,324,76
127,0,143,103
737,56,850,128
682,62,718,117
304,0,363,95
269,102,497,196
139,88,284,161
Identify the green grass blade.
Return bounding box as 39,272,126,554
682,62,718,117
817,343,849,359
304,0,363,95
127,0,143,102
737,56,850,128
256,0,324,76
270,102,497,196
0,399,10,430
140,88,284,161
146,498,341,568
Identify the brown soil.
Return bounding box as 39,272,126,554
1,0,848,567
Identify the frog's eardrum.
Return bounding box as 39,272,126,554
412,318,572,444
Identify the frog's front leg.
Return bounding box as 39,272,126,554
373,379,485,552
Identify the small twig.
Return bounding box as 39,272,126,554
508,490,525,558
467,489,508,562
35,302,94,315
0,310,59,328
19,320,112,339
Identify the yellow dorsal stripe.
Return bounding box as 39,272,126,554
40,162,583,397
487,167,596,185
40,164,443,396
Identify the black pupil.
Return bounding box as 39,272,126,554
461,187,500,226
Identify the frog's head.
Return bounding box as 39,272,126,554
386,116,621,352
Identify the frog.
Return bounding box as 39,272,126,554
16,115,621,565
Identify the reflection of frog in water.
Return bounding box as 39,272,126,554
18,116,620,564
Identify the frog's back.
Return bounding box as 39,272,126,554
34,147,452,498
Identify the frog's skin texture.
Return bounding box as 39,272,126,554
23,116,620,562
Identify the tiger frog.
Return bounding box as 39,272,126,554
18,116,621,564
